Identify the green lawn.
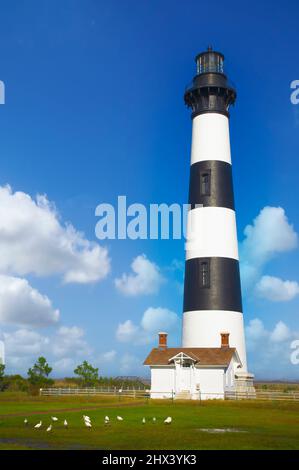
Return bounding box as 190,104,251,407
0,393,299,450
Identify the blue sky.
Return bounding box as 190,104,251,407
0,0,298,380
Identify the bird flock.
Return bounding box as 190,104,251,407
29,416,69,432
24,415,172,431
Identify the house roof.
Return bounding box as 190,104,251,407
143,347,237,367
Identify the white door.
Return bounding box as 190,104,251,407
181,366,191,391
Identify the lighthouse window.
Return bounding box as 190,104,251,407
200,261,210,288
200,171,211,196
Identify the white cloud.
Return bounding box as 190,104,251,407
51,326,91,358
116,320,139,343
141,307,179,333
3,324,92,374
4,329,49,357
256,275,299,302
116,307,179,345
99,350,117,362
246,318,291,344
241,207,297,264
115,254,164,296
245,318,298,379
0,274,59,327
245,318,267,341
270,321,291,343
240,207,298,294
0,185,110,284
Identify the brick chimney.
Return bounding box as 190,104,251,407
220,332,230,348
158,332,168,350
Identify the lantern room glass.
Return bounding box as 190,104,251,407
196,52,224,75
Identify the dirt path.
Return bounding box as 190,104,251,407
0,400,146,418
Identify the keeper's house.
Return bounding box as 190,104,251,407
144,332,243,399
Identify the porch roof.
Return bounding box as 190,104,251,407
143,347,237,366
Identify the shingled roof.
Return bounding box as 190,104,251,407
143,347,237,366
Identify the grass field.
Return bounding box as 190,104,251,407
0,393,299,450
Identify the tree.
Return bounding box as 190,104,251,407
74,361,99,386
27,357,53,388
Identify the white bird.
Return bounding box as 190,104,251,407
164,417,172,424
46,424,52,432
142,417,146,424
64,419,68,428
24,419,28,425
34,421,42,429
117,416,123,421
51,417,58,422
153,417,156,422
85,420,92,428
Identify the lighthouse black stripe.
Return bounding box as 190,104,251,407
183,257,242,312
188,160,235,210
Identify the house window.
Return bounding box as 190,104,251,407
200,261,210,288
200,171,211,196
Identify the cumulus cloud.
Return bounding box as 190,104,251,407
245,318,267,341
51,326,91,358
116,307,179,345
246,318,292,344
116,320,139,343
141,307,179,333
245,318,298,379
115,254,164,296
240,207,298,296
3,325,92,374
256,275,299,302
4,329,50,357
0,185,110,284
0,274,59,327
270,321,291,342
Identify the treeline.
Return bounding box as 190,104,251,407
0,357,147,394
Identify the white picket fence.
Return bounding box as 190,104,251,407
39,387,299,401
40,387,149,398
225,390,299,401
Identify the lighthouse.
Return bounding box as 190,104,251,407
144,48,254,398
182,47,252,384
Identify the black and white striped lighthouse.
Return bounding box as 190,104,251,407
182,47,249,375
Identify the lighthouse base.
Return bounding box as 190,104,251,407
234,372,256,398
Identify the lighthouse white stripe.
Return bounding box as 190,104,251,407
182,310,247,372
185,207,239,260
190,113,232,165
